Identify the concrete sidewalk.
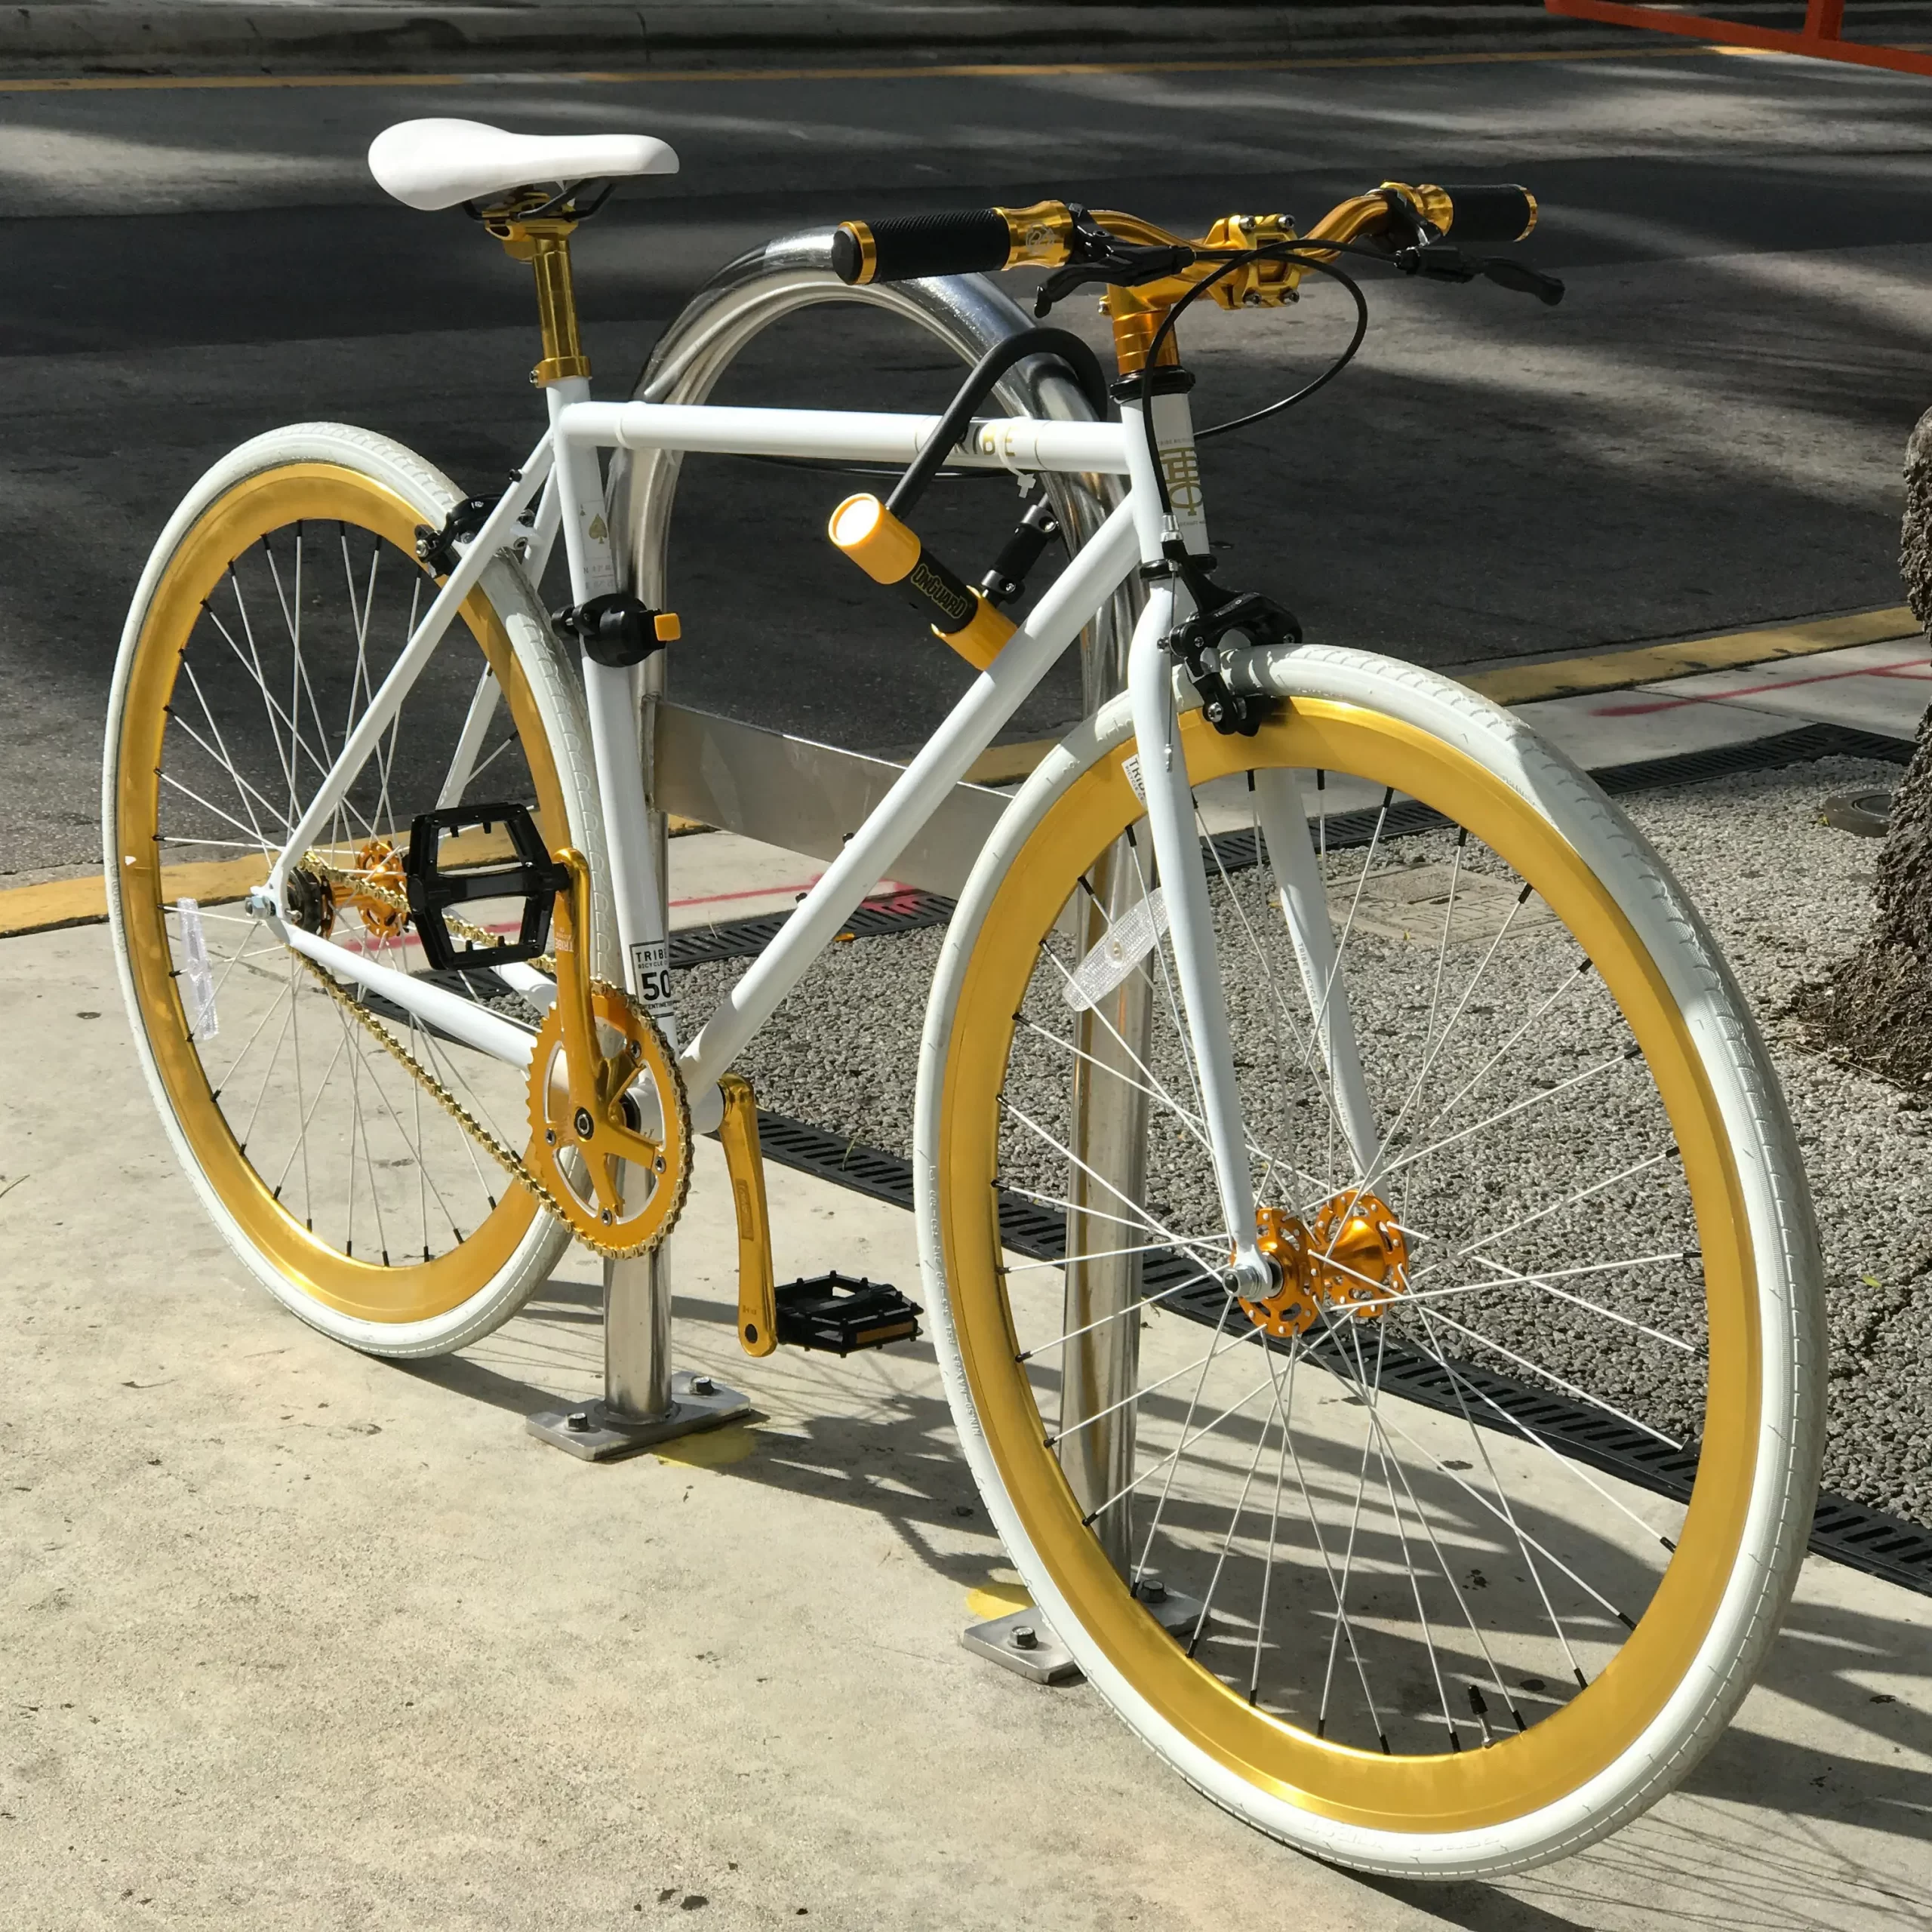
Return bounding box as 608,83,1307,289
1,916,1929,1928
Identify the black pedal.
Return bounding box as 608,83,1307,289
403,803,568,974
773,1273,922,1355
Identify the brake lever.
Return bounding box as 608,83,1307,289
1033,202,1197,316
1392,242,1564,307
1033,244,1197,315
1479,257,1564,306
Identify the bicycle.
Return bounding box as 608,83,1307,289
103,115,1825,1878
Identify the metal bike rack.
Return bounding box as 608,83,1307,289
583,231,1154,1624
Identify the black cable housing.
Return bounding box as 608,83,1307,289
1196,260,1370,444
1130,245,1372,521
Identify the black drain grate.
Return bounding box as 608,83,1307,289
670,887,954,971
754,1112,924,1210
1206,721,1912,869
755,1110,1932,1599
1590,719,1910,795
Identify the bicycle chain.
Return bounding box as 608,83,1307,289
303,851,552,975
291,856,678,1260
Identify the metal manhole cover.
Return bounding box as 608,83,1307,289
1336,863,1555,945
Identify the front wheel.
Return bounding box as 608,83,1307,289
105,423,616,1358
916,647,1823,1878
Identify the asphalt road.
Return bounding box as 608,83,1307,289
5,39,1932,872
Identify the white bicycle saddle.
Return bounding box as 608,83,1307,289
368,118,678,212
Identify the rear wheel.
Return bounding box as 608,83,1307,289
105,423,613,1357
918,649,1822,1876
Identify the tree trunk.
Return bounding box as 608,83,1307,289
1793,406,1932,1081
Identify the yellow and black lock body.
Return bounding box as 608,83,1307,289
827,493,1017,672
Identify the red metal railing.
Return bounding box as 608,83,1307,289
1545,0,1932,78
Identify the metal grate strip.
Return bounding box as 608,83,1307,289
670,887,954,971
754,1110,1932,1598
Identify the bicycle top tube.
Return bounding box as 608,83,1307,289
555,400,1132,478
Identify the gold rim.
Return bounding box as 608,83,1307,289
113,465,568,1324
937,700,1761,1833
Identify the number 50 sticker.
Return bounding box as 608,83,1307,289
630,938,674,1029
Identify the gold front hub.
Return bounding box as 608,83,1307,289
1309,1189,1408,1318
1238,1189,1408,1338
1240,1204,1321,1339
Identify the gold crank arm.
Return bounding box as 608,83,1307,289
549,846,664,1207
718,1075,778,1358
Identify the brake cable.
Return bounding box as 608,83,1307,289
1146,250,1371,483
1033,219,1559,512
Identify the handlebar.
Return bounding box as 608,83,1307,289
1438,183,1539,248
830,182,1539,295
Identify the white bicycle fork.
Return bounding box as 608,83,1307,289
1118,391,1380,1292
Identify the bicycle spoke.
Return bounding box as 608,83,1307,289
975,733,1724,1765
138,500,557,1280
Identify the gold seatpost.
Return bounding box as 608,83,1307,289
483,203,592,387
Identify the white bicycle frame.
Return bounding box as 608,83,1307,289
266,374,1378,1291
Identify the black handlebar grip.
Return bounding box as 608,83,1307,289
1441,184,1538,246
832,209,1012,285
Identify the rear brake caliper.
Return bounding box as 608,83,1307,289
414,494,503,577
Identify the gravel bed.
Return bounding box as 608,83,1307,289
678,752,1932,1527
1632,755,1932,1527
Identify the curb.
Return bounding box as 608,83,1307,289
0,3,1610,73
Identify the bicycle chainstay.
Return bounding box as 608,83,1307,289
289,858,688,1261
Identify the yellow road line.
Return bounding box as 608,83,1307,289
11,605,1915,942
2,853,268,938
967,1581,1032,1620
7,819,541,939
0,40,1730,94
1460,604,1918,705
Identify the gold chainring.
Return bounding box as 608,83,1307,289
525,981,691,1257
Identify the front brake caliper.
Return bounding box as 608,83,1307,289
1155,540,1300,737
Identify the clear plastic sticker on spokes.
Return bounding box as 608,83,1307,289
177,896,219,1039
1063,886,1168,1011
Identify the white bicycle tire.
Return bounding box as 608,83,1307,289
915,643,1823,1878
104,422,616,1358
